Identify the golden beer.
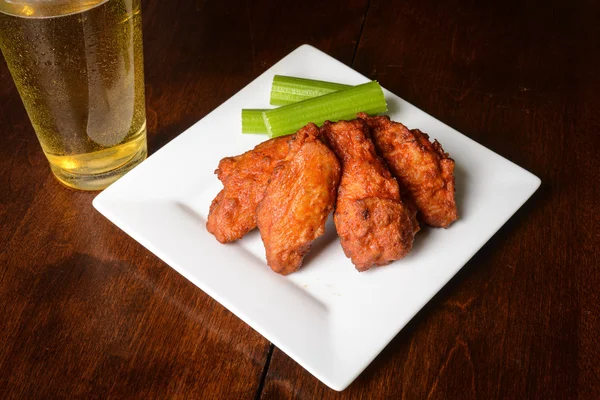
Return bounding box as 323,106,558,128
0,0,147,190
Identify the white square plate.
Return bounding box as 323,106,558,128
93,45,540,391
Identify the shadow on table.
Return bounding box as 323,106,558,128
350,178,549,388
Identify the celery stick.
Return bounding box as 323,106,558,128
270,75,352,106
262,81,387,138
242,109,268,134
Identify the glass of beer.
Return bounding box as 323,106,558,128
0,0,147,190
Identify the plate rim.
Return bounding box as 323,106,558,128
93,43,541,391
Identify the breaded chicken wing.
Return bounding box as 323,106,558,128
321,119,418,271
207,136,290,243
256,124,341,275
359,113,458,228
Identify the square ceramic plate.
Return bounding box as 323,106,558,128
93,44,540,391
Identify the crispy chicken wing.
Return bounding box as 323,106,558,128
321,119,418,271
358,113,458,228
256,123,341,275
207,136,290,243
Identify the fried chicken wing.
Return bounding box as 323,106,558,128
358,113,458,228
207,136,290,243
256,124,341,275
321,119,418,271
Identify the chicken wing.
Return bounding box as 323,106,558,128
207,136,290,243
321,119,418,271
358,113,458,228
256,123,341,275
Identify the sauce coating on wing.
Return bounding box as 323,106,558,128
359,113,458,228
256,123,341,275
321,119,418,271
206,136,291,243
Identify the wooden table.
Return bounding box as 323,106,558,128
1,0,599,398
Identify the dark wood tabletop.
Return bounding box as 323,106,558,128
2,0,599,398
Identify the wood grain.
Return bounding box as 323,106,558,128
1,0,599,398
261,0,600,398
0,0,367,398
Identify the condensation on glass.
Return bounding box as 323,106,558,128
0,0,147,190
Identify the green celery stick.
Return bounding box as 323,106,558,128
270,75,352,106
242,109,269,134
262,81,387,138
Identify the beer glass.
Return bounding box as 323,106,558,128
0,0,147,190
